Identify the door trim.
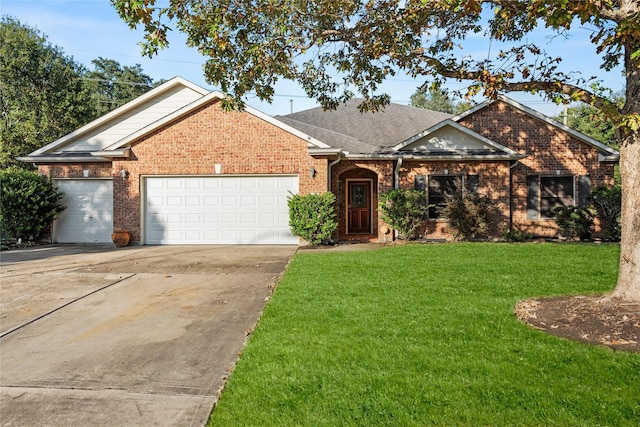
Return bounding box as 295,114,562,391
345,178,373,235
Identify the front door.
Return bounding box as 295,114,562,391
347,181,371,234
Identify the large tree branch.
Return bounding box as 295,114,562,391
422,55,621,115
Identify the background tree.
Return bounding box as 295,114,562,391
553,92,625,149
410,86,474,114
114,0,640,302
0,17,95,169
84,57,157,117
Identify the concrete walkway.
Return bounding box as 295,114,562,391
0,245,296,426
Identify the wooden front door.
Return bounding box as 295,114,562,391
347,181,371,234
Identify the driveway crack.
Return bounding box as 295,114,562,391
0,273,136,339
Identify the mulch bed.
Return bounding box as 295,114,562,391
516,295,640,352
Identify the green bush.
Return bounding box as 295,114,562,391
553,205,595,240
379,188,427,240
588,185,621,241
442,185,498,240
288,192,337,245
0,169,66,242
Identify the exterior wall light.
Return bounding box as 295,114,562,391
120,167,128,179
310,167,317,178
83,169,90,178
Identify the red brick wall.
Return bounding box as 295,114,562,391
459,100,616,237
42,99,327,243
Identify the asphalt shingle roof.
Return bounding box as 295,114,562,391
276,99,452,154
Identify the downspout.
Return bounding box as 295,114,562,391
327,153,342,192
509,160,519,232
393,157,403,241
394,157,403,189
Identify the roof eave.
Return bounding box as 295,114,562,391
91,148,131,158
17,156,112,163
343,153,526,161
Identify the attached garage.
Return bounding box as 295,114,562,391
53,180,114,243
143,176,298,245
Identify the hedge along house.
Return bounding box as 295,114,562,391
20,77,619,245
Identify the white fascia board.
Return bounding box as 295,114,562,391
393,119,523,157
17,156,111,163
91,148,130,158
30,77,210,156
104,91,331,151
308,148,342,155
343,153,526,161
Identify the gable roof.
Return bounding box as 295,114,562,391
277,99,453,153
453,96,620,161
392,119,525,160
18,78,328,163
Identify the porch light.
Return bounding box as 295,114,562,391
120,167,128,179
310,167,316,178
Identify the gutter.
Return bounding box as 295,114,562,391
17,156,111,163
343,153,526,161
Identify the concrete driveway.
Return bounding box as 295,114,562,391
0,244,297,426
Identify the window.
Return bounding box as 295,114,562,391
428,175,458,219
540,176,574,218
527,175,590,220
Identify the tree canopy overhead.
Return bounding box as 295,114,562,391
114,1,638,302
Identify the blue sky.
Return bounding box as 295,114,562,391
1,0,626,117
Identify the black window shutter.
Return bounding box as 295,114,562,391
527,175,539,220
577,175,591,207
466,175,479,193
414,174,426,192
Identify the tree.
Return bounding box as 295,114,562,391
84,57,156,117
410,86,474,114
113,1,640,301
554,93,625,149
0,17,96,169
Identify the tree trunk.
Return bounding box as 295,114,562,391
612,132,640,301
611,39,640,301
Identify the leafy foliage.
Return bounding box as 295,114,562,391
84,57,157,117
0,169,66,242
0,17,95,169
379,189,427,240
0,18,159,169
554,96,624,149
553,206,595,241
442,183,498,240
287,192,337,245
410,86,474,114
589,185,622,241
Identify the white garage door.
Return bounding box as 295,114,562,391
53,180,114,243
144,176,298,245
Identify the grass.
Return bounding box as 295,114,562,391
208,243,639,426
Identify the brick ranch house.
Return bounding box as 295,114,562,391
19,77,619,245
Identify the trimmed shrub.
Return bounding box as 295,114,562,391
0,169,66,242
288,192,337,245
442,183,498,240
588,185,622,241
379,188,427,240
553,205,595,240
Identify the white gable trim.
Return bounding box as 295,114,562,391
393,119,523,157
451,95,620,159
30,77,210,156
103,91,330,151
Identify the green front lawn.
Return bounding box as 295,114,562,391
209,243,639,426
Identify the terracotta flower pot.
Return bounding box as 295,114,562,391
111,229,130,247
